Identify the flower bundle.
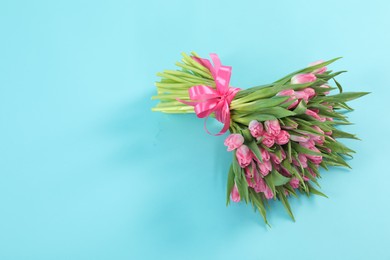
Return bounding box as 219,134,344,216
152,52,368,224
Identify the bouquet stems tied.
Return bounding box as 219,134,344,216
152,52,369,225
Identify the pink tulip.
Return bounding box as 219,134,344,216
298,154,308,168
265,120,281,136
307,167,316,178
290,134,310,142
290,177,300,189
301,144,322,164
275,130,290,145
281,119,298,130
260,147,270,161
320,84,330,95
277,89,299,109
309,60,327,74
254,174,267,193
262,133,275,148
277,89,295,96
291,73,317,84
246,175,255,188
305,109,326,122
224,133,244,151
236,145,252,168
248,120,264,138
264,185,274,199
312,125,324,135
231,184,241,202
270,153,282,164
294,90,310,103
304,88,316,98
258,160,272,176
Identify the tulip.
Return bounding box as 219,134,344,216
309,60,327,74
270,153,282,164
290,134,310,142
264,185,274,199
265,120,281,136
224,133,244,151
261,133,275,148
291,73,316,84
260,147,270,161
254,174,266,193
303,88,316,98
305,109,326,122
275,130,290,145
231,184,241,202
248,120,264,138
236,145,252,168
258,160,272,176
294,90,309,103
319,84,330,95
277,89,299,109
290,177,300,189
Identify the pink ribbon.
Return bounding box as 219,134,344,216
178,53,240,136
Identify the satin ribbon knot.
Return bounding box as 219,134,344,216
177,53,240,136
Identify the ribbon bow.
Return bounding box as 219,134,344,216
178,53,240,136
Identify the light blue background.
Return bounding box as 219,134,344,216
0,0,389,259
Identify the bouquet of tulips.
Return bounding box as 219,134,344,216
152,52,368,224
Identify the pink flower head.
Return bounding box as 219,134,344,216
277,89,299,109
275,130,290,145
260,147,270,161
262,133,275,148
290,177,300,189
302,145,323,164
277,89,295,96
258,160,272,176
254,174,267,193
231,183,241,202
293,154,307,168
312,125,324,135
264,185,274,199
320,84,330,95
294,90,309,103
281,120,298,130
270,152,282,164
290,134,310,142
236,145,252,168
224,133,244,151
308,133,324,145
248,120,264,138
303,88,316,99
305,109,326,122
265,120,281,136
309,60,327,74
291,73,317,84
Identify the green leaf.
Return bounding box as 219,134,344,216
331,129,360,140
246,140,263,163
308,184,328,198
291,142,323,157
277,187,295,222
231,96,289,111
333,78,343,93
226,165,235,206
249,190,269,225
320,92,370,103
265,172,276,196
292,100,307,114
272,170,291,186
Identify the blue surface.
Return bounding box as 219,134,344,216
0,0,389,259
